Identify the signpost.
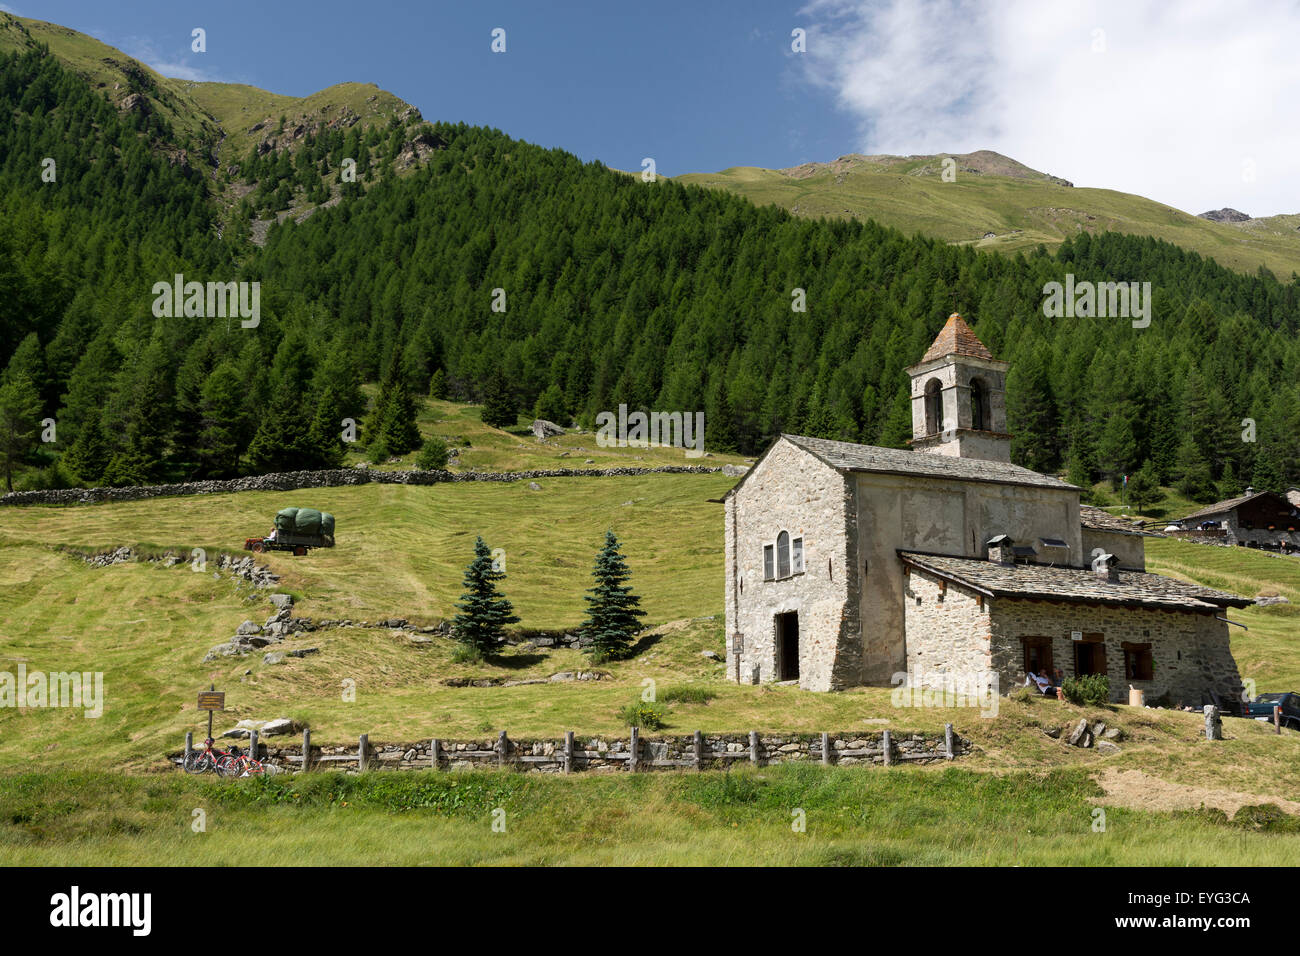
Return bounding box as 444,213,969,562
197,684,225,742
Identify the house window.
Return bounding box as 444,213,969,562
777,531,791,578
1021,636,1053,675
1074,632,1108,677
763,544,775,581
1122,642,1154,681
791,537,804,574
764,533,805,581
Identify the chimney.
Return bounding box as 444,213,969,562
986,534,1015,564
1093,552,1121,583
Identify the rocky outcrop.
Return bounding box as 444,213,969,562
531,419,565,439
1198,207,1252,223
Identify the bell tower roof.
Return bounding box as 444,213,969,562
920,314,994,364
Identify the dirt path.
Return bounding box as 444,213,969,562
1096,768,1300,818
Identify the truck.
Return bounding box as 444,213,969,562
243,507,336,556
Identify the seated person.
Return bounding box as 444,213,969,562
1025,670,1054,695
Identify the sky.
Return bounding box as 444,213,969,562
7,0,1299,216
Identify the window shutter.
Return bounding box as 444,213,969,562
763,545,774,581
791,537,804,574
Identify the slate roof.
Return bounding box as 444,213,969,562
1180,490,1296,523
919,313,995,363
782,434,1076,491
898,551,1252,611
1079,505,1163,537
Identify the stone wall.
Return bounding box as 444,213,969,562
988,599,1243,707
0,464,725,508
1081,527,1147,571
902,567,993,689
207,729,970,773
725,439,852,692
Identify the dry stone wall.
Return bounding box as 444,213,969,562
1,464,727,507
201,729,970,773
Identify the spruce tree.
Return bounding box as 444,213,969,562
452,536,519,655
0,374,42,491
480,369,518,429
581,531,645,662
1127,460,1159,514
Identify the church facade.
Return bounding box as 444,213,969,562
723,315,1249,705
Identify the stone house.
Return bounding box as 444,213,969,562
723,314,1250,705
1176,489,1300,551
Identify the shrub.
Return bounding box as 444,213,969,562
1062,674,1110,706
415,436,450,470
451,644,483,664
617,701,668,730
366,438,390,464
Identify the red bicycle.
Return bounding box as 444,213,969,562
183,737,240,776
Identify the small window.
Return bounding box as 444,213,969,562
777,531,791,579
1021,637,1053,675
763,545,774,581
1123,643,1153,681
791,537,804,574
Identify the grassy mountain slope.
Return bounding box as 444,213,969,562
676,150,1300,278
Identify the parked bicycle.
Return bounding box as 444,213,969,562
183,737,239,776
224,744,266,776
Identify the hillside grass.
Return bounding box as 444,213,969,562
348,393,750,473
676,158,1300,278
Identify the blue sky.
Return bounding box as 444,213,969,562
12,0,850,178
8,0,1300,214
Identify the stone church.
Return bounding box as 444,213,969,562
723,315,1249,705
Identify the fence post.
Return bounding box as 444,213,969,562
564,731,574,774
301,728,311,773
1275,706,1282,735
498,731,508,769
882,729,892,767
945,723,955,760
694,730,703,771
184,732,193,768
430,738,440,770
358,733,368,772
1203,707,1222,741
248,730,259,763
749,730,760,767
629,727,639,772
821,731,831,766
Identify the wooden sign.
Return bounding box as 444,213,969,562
197,691,225,712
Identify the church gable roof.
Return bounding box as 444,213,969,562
783,434,1075,491
898,551,1252,610
920,313,994,363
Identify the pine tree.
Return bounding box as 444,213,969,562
0,374,41,491
581,530,645,662
1127,460,1159,514
428,368,448,400
480,369,518,429
378,387,421,456
452,536,519,655
532,382,567,424
197,362,248,478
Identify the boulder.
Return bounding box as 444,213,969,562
531,419,564,439
528,482,542,491
721,464,750,477
1096,740,1121,755
287,648,319,658
269,594,294,610
701,650,721,660
262,652,285,665
549,672,575,683
236,620,262,635
1067,718,1089,746
260,717,296,736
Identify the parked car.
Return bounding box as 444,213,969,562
1246,692,1300,729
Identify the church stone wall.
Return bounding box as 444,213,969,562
725,439,853,691
902,571,993,691
1081,527,1147,571
852,472,1081,685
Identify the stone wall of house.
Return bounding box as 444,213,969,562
1081,527,1146,571
901,568,994,690
987,599,1243,707
725,439,853,692
223,730,970,773
0,464,725,508
853,471,1080,686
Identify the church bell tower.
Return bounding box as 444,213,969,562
905,313,1011,463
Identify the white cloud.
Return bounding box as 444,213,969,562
797,0,1300,215
115,34,222,84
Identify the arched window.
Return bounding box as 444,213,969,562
776,530,791,579
924,379,944,435
970,378,988,431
